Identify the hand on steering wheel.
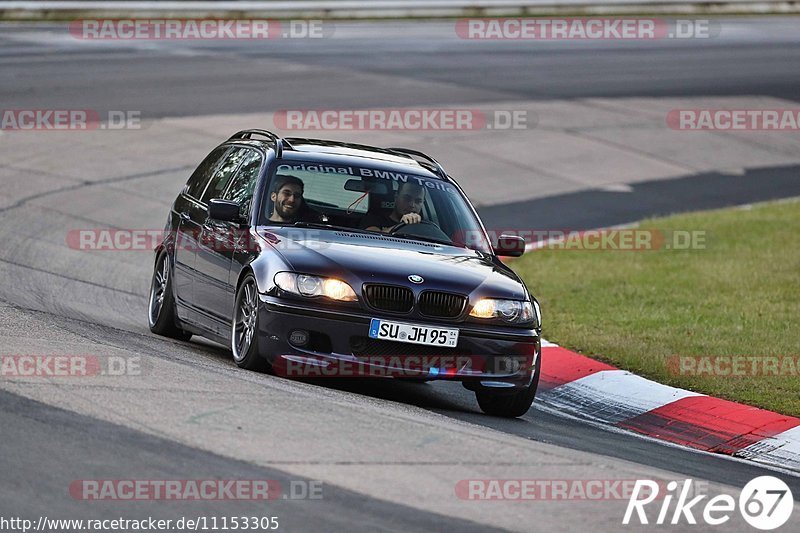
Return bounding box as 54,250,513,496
400,213,422,225
388,213,421,234
389,218,442,235
388,219,451,244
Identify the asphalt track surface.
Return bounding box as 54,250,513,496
3,20,800,114
1,18,799,532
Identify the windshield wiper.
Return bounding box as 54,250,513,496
290,222,466,250
291,221,373,234
391,234,456,248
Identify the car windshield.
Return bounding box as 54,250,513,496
260,160,492,254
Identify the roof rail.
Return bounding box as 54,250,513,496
228,129,280,142
228,129,286,157
386,147,447,179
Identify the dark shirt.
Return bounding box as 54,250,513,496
359,211,398,230
297,205,323,223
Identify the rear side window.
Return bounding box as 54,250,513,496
185,147,230,200
200,147,249,204
224,149,263,218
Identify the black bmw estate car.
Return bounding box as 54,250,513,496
149,130,542,417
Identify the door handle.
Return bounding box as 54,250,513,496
179,212,190,221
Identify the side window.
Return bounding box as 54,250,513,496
185,147,230,200
422,190,439,226
223,149,263,218
200,147,248,204
436,192,467,243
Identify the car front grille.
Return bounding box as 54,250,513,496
418,291,467,318
363,284,414,313
363,285,467,318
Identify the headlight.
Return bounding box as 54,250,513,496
274,272,357,302
470,298,535,325
297,274,321,296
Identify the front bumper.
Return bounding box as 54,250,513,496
258,295,540,390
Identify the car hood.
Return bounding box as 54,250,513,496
259,227,527,300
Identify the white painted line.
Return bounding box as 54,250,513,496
542,369,703,425
597,183,634,193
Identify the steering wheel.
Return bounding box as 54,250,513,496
389,220,432,235
389,220,452,244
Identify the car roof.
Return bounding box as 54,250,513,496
224,131,448,182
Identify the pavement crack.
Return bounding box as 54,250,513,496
0,255,143,298
561,127,700,174
0,164,193,214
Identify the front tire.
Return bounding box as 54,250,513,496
148,250,192,341
475,361,540,418
231,275,271,372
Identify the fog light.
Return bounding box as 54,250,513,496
289,329,309,347
494,356,523,374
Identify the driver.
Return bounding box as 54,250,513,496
359,181,426,232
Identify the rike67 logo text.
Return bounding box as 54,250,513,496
624,477,793,530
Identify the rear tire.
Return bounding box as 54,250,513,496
148,250,192,341
475,361,540,418
231,275,271,372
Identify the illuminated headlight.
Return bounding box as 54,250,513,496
470,298,535,325
274,272,357,302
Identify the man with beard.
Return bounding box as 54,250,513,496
269,174,311,223
359,181,426,232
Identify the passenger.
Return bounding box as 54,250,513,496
359,182,426,232
269,175,307,223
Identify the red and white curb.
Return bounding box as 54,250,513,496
538,341,800,473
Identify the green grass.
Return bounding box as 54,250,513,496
513,198,800,416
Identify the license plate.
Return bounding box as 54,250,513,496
368,318,459,348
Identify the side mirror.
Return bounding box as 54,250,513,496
208,199,241,223
494,234,526,257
